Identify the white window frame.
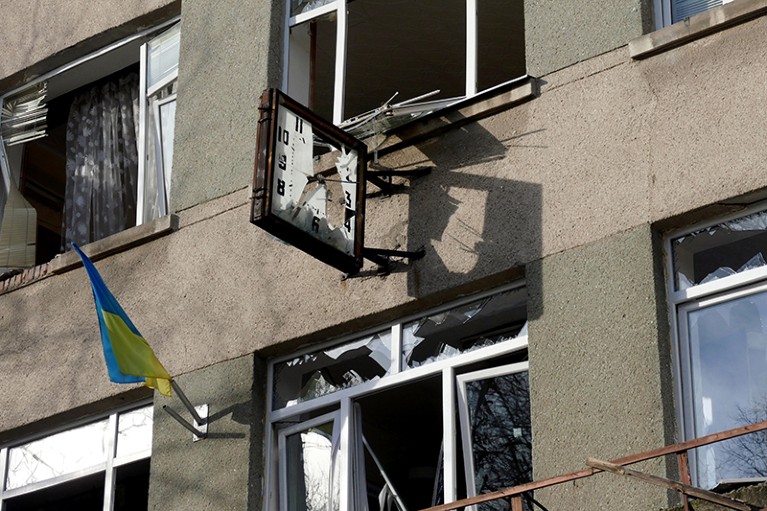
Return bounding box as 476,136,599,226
664,199,767,485
282,0,511,125
0,16,180,235
0,400,153,511
265,282,529,510
456,361,530,510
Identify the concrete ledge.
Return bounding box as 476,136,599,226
49,214,179,274
630,0,767,59
376,77,538,156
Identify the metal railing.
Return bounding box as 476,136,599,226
421,420,767,511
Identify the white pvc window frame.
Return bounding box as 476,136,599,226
281,0,485,125
0,16,180,233
456,361,529,510
664,199,767,485
265,281,529,510
0,400,153,511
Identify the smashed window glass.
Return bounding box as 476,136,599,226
402,287,527,369
273,330,393,409
672,210,767,290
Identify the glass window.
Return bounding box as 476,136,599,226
1,404,153,511
267,284,529,510
667,205,767,489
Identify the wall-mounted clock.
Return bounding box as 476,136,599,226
251,88,367,274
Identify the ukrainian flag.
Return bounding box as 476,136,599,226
72,243,172,397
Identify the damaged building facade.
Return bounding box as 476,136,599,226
2,0,767,509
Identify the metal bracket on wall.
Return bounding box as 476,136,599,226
162,380,209,441
362,246,425,275
366,165,432,196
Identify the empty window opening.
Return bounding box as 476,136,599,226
284,0,526,127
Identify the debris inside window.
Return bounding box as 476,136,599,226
673,210,767,290
272,330,393,409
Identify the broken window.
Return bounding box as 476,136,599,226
670,209,767,291
0,404,153,510
268,284,531,510
0,20,180,274
666,205,767,489
283,0,526,127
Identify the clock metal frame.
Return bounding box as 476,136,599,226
251,88,368,274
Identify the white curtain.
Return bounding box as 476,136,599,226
64,73,140,248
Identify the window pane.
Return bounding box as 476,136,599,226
6,418,109,490
116,406,153,459
672,0,722,24
672,210,767,290
686,289,767,487
146,23,180,90
273,330,393,408
285,422,340,511
402,287,527,369
464,371,532,511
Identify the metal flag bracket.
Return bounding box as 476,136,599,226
362,246,426,276
162,380,209,441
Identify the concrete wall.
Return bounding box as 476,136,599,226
147,355,265,511
524,0,653,76
170,0,283,212
0,0,179,90
528,224,674,509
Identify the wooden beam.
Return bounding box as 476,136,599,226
586,458,766,511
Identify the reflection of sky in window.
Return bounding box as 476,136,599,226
6,419,110,490
5,405,153,491
688,290,767,486
116,406,153,458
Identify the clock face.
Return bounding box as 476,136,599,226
251,89,366,274
271,104,358,257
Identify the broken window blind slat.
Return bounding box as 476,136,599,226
0,82,48,147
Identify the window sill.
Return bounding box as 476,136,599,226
0,215,178,294
374,76,538,157
629,0,767,59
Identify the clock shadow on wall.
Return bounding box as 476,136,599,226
396,117,543,308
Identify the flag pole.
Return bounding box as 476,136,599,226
162,380,209,441
171,380,206,425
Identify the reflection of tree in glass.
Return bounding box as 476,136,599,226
720,399,767,478
467,372,532,511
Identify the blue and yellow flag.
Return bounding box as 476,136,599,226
72,243,172,397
